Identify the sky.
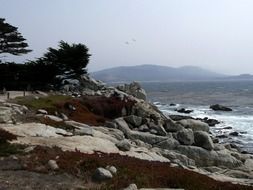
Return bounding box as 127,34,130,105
1,0,253,75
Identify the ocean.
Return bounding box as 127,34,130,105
142,80,253,153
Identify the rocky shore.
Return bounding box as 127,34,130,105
0,75,252,189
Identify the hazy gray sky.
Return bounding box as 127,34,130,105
1,0,253,74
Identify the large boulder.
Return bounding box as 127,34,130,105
114,118,132,138
148,122,167,136
194,131,214,151
210,104,232,111
177,145,242,168
176,129,194,145
178,119,209,132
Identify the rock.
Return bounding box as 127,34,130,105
124,115,142,127
175,108,193,114
200,117,220,126
105,121,118,129
210,104,232,111
114,118,132,137
229,131,239,136
0,106,13,123
37,109,48,115
106,165,117,175
129,131,168,145
216,134,228,138
244,159,253,171
178,119,209,132
44,115,63,122
176,129,194,145
177,145,242,168
170,103,176,106
59,113,68,120
223,126,233,130
48,160,59,170
224,170,252,179
154,137,180,150
122,184,138,190
116,139,131,151
194,131,214,151
64,120,90,129
169,115,193,121
74,127,94,136
159,149,195,166
164,119,184,132
138,124,149,132
93,167,113,181
148,122,167,136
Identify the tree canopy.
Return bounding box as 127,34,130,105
0,18,31,56
41,41,91,76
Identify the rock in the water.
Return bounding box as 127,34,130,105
210,104,232,111
175,108,193,114
200,117,220,126
229,131,239,136
176,129,194,145
48,160,59,170
169,115,193,121
124,115,142,127
194,131,214,151
178,119,209,132
122,184,138,190
116,139,131,151
93,167,113,181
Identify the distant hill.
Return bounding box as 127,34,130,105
224,74,253,81
91,64,226,82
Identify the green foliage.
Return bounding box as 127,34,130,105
41,40,91,76
0,18,31,56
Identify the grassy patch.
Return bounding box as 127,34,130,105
14,95,71,113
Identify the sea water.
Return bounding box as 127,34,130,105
142,80,253,153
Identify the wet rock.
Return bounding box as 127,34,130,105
176,129,194,145
200,117,220,126
93,167,113,181
223,126,233,130
169,115,193,121
216,134,228,138
116,139,131,151
170,103,176,106
194,131,214,151
210,104,232,111
175,108,193,114
229,131,239,136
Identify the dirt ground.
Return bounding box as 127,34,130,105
0,91,32,102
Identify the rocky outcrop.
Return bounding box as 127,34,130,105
117,81,147,100
210,104,232,111
176,129,194,145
